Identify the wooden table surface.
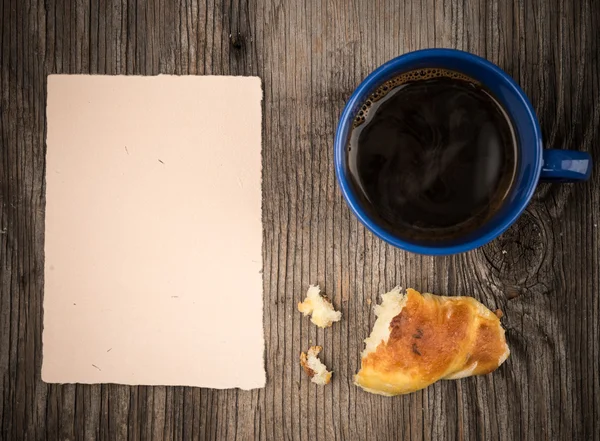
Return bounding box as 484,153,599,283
1,0,599,440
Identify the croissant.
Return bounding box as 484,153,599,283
355,288,510,396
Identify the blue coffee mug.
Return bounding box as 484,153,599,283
334,49,592,255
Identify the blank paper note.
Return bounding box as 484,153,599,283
43,75,265,389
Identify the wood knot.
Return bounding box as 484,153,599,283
480,209,550,295
229,33,245,50
504,286,521,301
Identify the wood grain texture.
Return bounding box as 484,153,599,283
0,0,599,439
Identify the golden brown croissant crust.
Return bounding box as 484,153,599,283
355,288,510,396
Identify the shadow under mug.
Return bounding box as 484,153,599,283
334,49,592,255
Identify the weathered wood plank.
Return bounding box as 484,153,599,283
0,0,598,439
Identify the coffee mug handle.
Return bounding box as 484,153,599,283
541,149,592,182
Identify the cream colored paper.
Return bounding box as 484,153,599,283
43,75,265,389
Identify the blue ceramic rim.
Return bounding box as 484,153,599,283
334,48,543,255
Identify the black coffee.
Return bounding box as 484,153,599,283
347,68,517,244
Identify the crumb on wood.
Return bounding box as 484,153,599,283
297,285,342,328
495,309,504,319
366,298,372,305
299,346,332,385
300,352,314,377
